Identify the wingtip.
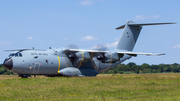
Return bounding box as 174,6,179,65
160,53,166,55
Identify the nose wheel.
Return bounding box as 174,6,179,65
19,74,31,78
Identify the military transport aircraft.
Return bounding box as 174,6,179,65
3,20,174,78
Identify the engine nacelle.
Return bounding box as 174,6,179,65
97,52,121,63
75,51,91,62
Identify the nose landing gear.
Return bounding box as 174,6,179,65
18,74,31,78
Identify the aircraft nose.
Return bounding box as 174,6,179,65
3,58,13,70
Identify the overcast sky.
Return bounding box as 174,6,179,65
0,0,180,65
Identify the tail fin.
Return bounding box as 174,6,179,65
116,20,175,51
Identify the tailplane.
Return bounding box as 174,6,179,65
116,20,175,51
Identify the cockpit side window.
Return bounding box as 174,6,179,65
19,53,22,57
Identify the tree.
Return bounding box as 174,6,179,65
0,64,16,75
102,62,180,74
127,62,136,68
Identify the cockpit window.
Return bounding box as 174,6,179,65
8,52,23,58
15,53,18,57
9,53,15,57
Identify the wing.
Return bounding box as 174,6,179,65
117,51,165,57
64,49,165,56
63,48,165,64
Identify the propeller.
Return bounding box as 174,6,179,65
92,44,109,51
67,44,79,49
92,44,110,63
90,44,114,72
63,44,83,68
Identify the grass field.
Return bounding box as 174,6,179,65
0,73,180,101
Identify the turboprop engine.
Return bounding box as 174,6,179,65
68,51,91,62
97,52,121,63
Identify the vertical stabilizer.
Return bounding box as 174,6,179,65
115,20,174,51
116,20,142,51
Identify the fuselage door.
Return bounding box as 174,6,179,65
33,63,40,74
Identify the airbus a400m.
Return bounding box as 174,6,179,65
3,20,174,78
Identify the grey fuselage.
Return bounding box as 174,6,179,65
5,49,131,76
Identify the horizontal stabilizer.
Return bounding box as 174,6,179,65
116,22,175,30
116,25,125,30
128,22,175,26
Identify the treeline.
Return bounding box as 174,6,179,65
102,62,180,74
0,64,16,75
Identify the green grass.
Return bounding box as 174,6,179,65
0,74,180,101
